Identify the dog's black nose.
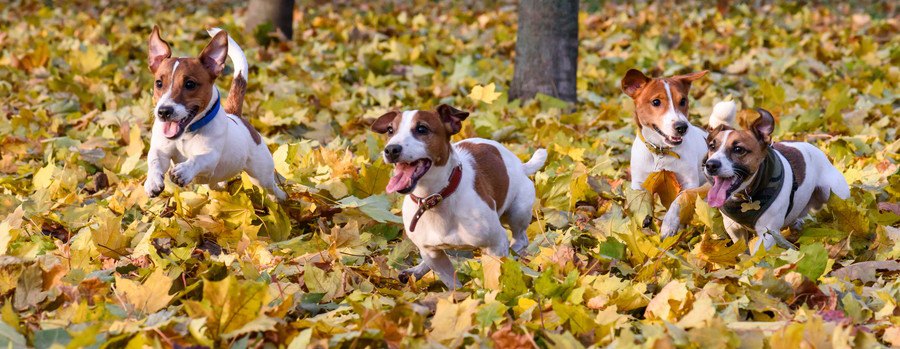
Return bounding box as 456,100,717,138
674,121,688,135
705,159,721,174
157,106,174,119
384,144,402,162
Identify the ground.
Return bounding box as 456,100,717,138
0,1,898,348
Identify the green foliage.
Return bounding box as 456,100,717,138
0,0,898,348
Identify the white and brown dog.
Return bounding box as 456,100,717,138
660,108,850,252
621,69,735,190
371,105,547,288
143,26,285,201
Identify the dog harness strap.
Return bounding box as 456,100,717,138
408,165,463,232
720,148,786,228
187,97,221,133
637,130,680,159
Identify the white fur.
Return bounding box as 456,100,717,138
661,142,850,253
709,101,737,128
630,101,734,191
144,32,285,201
394,126,546,288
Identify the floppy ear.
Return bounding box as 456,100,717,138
751,108,776,144
199,31,229,77
621,69,650,98
672,70,708,88
148,25,171,73
371,111,399,134
437,104,469,135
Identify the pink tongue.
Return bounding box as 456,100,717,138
386,163,416,193
163,121,181,138
707,177,735,208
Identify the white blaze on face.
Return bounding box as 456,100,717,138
153,60,190,122
384,110,428,163
706,130,738,207
661,81,688,135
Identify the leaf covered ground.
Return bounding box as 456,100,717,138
1,1,899,348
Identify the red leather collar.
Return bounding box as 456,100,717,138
408,165,463,232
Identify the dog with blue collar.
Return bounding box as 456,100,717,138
143,26,286,202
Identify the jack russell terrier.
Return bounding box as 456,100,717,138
143,26,286,201
660,108,850,253
371,105,547,288
621,69,735,191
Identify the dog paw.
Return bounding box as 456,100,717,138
144,176,165,197
660,216,681,239
398,271,412,284
170,164,196,187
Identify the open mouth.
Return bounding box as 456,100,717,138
706,174,744,208
161,117,192,139
652,125,683,145
386,159,432,194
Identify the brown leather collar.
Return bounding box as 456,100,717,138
408,165,463,232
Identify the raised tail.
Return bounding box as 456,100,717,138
709,100,737,128
207,28,248,116
522,148,548,175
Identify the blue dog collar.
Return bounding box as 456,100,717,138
188,97,221,133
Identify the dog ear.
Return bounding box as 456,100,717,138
148,25,171,73
752,108,776,144
621,69,650,98
371,111,399,134
437,104,469,135
672,70,708,88
199,31,229,77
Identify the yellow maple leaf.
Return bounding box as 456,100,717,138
642,170,683,208
468,83,502,104
697,233,747,266
115,268,175,314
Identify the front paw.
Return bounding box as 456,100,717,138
144,176,165,197
170,163,196,187
660,213,681,239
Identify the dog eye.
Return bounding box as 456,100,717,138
415,125,429,135
732,146,746,154
184,80,197,90
386,126,394,135
679,97,687,107
651,99,661,107
708,141,716,150
155,80,163,89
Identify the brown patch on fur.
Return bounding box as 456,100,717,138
621,69,706,130
152,58,216,117
411,111,452,166
774,142,806,186
224,74,246,116
239,116,262,145
456,142,509,211
710,129,768,176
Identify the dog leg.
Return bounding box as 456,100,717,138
144,148,171,197
506,200,533,255
170,152,220,187
422,249,460,289
246,148,287,201
398,261,431,284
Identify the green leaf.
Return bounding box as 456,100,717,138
797,242,827,281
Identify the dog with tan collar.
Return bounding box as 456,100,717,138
621,69,735,190
371,105,547,288
143,26,286,201
660,108,850,252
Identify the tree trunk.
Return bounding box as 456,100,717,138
246,0,295,40
509,0,579,103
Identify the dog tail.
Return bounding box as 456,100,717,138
207,27,248,116
522,148,548,175
708,100,737,128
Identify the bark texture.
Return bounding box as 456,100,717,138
246,0,295,40
509,0,579,103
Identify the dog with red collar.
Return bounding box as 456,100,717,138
660,109,850,253
143,27,286,201
371,105,547,288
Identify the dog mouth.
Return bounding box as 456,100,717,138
161,107,200,139
706,174,744,208
386,159,432,194
652,125,684,145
